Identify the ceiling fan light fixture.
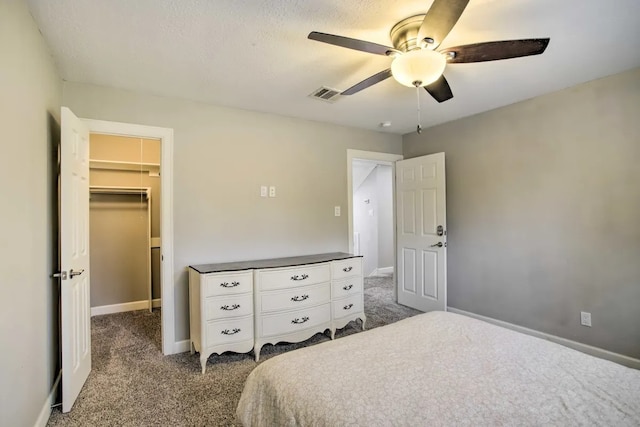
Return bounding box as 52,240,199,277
391,49,446,87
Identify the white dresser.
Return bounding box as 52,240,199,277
188,269,254,374
189,253,365,371
254,262,333,361
330,257,365,335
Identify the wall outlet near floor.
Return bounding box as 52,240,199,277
260,186,268,197
334,206,341,216
269,186,276,197
580,311,592,327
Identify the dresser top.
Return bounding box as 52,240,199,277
189,252,361,274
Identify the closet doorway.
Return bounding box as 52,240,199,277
83,118,175,356
89,135,161,319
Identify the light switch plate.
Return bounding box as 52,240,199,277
334,206,341,216
580,311,592,327
260,186,268,197
269,186,276,197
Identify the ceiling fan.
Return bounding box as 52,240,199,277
308,0,550,103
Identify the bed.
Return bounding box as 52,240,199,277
236,311,640,426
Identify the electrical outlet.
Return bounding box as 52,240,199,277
580,311,592,327
334,206,341,216
269,186,276,197
260,186,268,197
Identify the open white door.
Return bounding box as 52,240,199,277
396,152,446,312
60,107,91,412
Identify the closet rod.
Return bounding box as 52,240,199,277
90,186,151,198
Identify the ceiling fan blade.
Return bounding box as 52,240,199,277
308,32,394,56
341,69,393,95
424,75,453,103
418,0,470,49
441,39,550,63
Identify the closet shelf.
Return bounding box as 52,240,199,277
90,159,160,176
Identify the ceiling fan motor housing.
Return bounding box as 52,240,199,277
390,15,429,52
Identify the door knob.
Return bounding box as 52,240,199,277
51,271,67,280
69,269,85,278
430,242,444,248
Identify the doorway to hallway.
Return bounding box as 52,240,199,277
352,160,394,277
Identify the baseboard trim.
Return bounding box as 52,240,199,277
174,339,191,354
91,298,161,317
34,370,61,427
447,307,640,370
370,266,394,276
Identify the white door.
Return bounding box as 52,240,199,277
60,107,91,412
396,153,446,312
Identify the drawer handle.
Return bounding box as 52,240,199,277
221,328,241,335
343,266,353,272
291,294,309,302
343,303,354,310
220,304,240,311
291,316,309,325
290,274,309,281
220,281,240,288
342,284,353,291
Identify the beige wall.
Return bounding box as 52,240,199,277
90,194,150,306
403,68,640,358
0,1,62,425
63,82,402,341
89,135,162,306
91,134,161,165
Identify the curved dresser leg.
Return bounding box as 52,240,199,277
200,354,207,374
190,341,195,355
361,315,367,331
254,345,261,362
330,328,336,340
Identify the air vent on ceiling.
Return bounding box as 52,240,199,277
309,86,342,103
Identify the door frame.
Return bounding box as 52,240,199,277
82,118,176,356
347,150,403,286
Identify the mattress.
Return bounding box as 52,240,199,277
237,311,640,426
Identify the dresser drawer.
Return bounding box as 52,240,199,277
205,293,253,321
259,283,330,313
260,303,331,337
333,293,363,320
331,258,362,280
204,271,252,297
332,276,363,299
206,315,253,345
258,263,331,291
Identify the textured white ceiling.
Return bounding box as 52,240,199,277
27,0,640,134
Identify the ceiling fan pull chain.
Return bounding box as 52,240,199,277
416,86,422,134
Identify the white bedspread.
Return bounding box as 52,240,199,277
236,311,640,426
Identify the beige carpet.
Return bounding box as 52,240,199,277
47,275,420,426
